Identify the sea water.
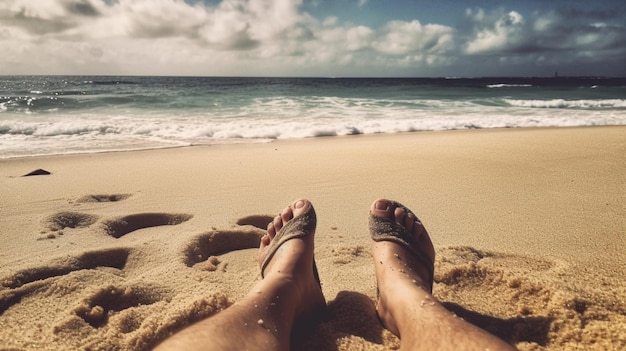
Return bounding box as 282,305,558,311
1,76,625,158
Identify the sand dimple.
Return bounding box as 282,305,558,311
101,213,193,238
72,285,165,328
44,211,99,231
331,245,367,265
76,194,132,203
183,230,264,268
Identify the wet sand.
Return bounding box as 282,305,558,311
1,126,624,350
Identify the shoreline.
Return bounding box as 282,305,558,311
1,125,625,350
2,125,623,161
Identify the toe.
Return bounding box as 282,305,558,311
281,206,294,223
291,199,309,217
267,222,276,237
371,198,393,219
394,206,406,225
260,233,271,249
404,212,418,236
267,199,313,241
272,215,283,233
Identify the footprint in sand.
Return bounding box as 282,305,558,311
0,248,130,313
0,247,171,339
184,230,264,271
2,192,207,349
40,211,193,240
184,214,272,271
40,193,194,240
42,211,99,236
16,193,191,316
72,193,194,238
39,193,132,239
101,213,193,238
13,201,279,344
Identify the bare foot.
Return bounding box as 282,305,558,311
258,199,325,326
155,200,326,351
370,198,435,337
370,199,516,351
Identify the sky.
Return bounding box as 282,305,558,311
0,0,624,77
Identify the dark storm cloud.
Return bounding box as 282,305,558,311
0,8,75,35
64,0,102,17
0,0,100,36
556,6,626,21
462,8,626,55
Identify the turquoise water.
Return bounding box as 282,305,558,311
1,76,625,158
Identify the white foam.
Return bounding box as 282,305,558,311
486,84,532,88
1,97,625,159
504,99,626,109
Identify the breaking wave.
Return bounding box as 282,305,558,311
1,76,625,158
504,99,626,109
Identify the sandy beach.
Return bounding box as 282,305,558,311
1,126,624,350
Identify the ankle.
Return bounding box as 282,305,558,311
377,276,431,336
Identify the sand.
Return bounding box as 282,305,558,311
0,126,624,350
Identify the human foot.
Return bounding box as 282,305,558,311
258,199,325,324
154,201,325,351
369,198,436,337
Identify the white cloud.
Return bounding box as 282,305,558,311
0,1,623,76
465,9,525,54
345,25,374,51
372,20,454,56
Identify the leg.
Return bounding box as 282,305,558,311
370,199,516,351
156,199,325,351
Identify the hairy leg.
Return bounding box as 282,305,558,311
156,199,325,351
371,199,516,351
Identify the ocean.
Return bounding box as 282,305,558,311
1,76,625,159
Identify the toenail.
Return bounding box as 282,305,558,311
294,200,305,208
375,200,389,211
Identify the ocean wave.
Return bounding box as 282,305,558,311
504,99,626,109
2,76,625,158
3,92,624,118
486,84,533,88
0,95,77,112
1,107,625,159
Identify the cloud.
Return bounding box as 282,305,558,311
343,25,373,51
531,10,626,52
555,6,626,21
65,0,101,16
464,8,526,54
462,7,626,55
458,7,626,75
373,20,454,56
0,0,624,76
0,0,99,35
